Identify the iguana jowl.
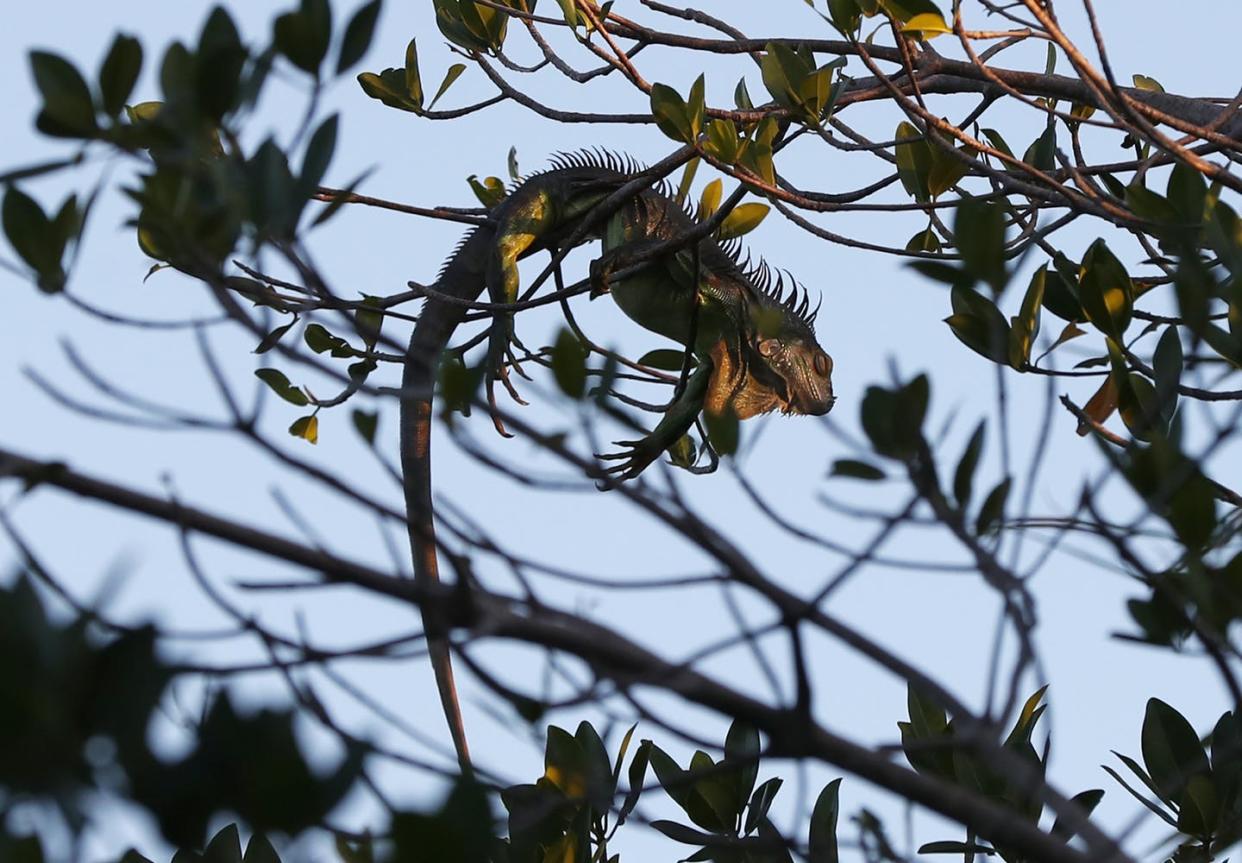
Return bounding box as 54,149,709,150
400,151,835,771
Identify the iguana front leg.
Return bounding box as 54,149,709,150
596,359,712,481
483,196,564,435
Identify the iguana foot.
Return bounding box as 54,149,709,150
484,316,525,437
594,437,665,483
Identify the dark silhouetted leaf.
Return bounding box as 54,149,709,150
337,0,383,74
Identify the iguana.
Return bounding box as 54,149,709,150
400,151,835,772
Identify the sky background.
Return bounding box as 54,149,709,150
2,2,1241,861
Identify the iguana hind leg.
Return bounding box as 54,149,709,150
595,360,713,482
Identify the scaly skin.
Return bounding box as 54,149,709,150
401,153,835,770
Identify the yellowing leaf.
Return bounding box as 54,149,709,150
901,12,952,37
429,62,466,110
1132,74,1165,94
1078,376,1118,436
717,202,770,240
289,414,319,444
699,178,723,219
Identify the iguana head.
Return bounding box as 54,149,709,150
703,270,835,420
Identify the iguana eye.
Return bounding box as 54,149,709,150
758,339,780,357
814,351,832,376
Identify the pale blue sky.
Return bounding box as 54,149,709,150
2,2,1241,861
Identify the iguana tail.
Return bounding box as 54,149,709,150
400,226,492,774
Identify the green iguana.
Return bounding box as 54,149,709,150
400,151,835,771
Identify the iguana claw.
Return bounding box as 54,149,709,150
593,437,664,483
484,316,531,436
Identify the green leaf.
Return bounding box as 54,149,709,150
1022,124,1056,172
575,721,614,813
196,7,246,121
1008,265,1046,369
636,348,689,371
703,119,740,164
555,0,579,28
274,0,333,75
430,63,467,110
617,739,650,827
808,779,842,863
686,74,706,140
744,777,782,835
1126,182,1179,227
1142,698,1210,804
703,406,739,457
831,459,886,480
647,745,726,832
974,475,1011,535
30,51,97,136
356,296,384,346
1078,239,1133,339
946,285,1010,363
98,34,143,117
299,114,339,202
351,409,379,445
405,38,424,107
1177,774,1218,839
433,0,496,53
338,0,383,74
894,122,931,202
2,186,65,292
650,83,694,144
717,203,769,241
1040,258,1084,322
1050,789,1105,841
255,368,309,406
927,143,973,198
304,323,347,355
828,0,862,32
688,750,737,828
1167,161,1207,225
724,720,760,817
734,77,754,111
254,319,298,353
1211,711,1242,794
1102,763,1179,827
438,353,482,415
760,42,812,111
952,421,985,508
1153,326,1182,428
954,198,1006,292
551,328,587,399
980,127,1014,159
650,820,713,846
906,227,941,253
544,725,588,800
